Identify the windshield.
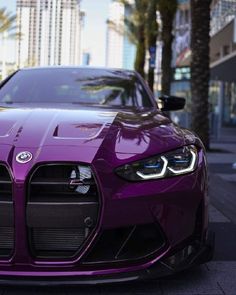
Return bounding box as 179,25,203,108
0,68,153,108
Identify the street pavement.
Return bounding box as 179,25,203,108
0,138,236,294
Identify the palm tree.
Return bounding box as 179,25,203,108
112,0,157,86
0,8,16,34
158,0,177,96
109,0,177,94
190,0,211,149
0,8,17,79
112,0,148,77
133,0,148,78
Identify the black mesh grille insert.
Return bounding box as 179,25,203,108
31,228,85,256
0,164,14,258
27,164,100,259
0,227,14,255
0,164,12,202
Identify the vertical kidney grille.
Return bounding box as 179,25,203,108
0,164,14,257
27,164,100,259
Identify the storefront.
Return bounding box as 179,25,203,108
169,0,236,136
211,52,236,127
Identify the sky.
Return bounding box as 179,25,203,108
0,0,110,65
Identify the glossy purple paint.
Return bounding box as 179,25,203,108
0,68,209,282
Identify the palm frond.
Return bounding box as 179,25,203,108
0,7,17,35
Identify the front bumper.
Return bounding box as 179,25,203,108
0,148,211,284
0,231,214,286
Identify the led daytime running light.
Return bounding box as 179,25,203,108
167,150,197,175
136,149,197,180
136,156,168,180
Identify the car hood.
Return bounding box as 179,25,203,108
0,106,199,166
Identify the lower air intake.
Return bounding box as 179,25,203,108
83,223,166,264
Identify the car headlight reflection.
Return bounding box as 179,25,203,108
115,145,198,181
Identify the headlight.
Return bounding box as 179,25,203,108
115,145,198,181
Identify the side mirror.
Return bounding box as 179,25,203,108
159,95,186,111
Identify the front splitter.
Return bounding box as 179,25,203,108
0,232,214,286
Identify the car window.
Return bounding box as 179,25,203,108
0,69,153,108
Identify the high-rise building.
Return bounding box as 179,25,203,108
16,0,83,68
106,0,136,69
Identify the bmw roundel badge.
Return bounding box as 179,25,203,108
16,151,33,164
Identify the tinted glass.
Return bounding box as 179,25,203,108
0,68,153,108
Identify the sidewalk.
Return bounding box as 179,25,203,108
207,129,236,224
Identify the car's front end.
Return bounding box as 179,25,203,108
0,67,214,285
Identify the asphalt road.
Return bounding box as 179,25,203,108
1,157,236,294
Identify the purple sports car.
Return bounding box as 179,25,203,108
0,67,214,285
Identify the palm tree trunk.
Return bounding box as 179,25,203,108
148,65,155,92
190,0,211,149
134,25,146,78
161,23,173,95
159,0,177,96
147,0,158,92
